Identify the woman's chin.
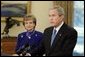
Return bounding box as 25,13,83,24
26,29,34,31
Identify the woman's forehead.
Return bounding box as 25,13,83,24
24,18,33,21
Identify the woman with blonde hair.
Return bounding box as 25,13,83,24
15,14,43,56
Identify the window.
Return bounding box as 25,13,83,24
73,1,84,56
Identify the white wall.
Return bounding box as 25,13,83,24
31,1,53,32
1,1,53,36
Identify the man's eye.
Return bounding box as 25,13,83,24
52,14,55,16
49,15,51,17
29,22,33,24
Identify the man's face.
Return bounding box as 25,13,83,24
49,9,64,27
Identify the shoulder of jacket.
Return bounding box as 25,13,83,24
44,26,53,31
18,32,26,36
66,25,77,34
35,30,43,35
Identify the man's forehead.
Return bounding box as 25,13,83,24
49,9,58,14
50,8,58,11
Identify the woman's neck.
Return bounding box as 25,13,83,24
27,29,34,32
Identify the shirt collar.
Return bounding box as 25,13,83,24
54,21,64,33
27,30,35,34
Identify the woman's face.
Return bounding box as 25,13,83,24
24,19,35,31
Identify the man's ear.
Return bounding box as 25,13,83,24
59,15,64,22
60,15,64,20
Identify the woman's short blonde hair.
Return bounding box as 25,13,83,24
23,14,36,26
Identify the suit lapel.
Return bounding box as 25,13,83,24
46,27,53,49
51,23,67,48
51,30,62,48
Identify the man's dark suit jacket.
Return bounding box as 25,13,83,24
31,23,77,56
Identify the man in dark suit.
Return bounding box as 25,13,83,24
28,5,78,56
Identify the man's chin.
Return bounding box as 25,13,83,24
51,24,56,27
51,25,58,27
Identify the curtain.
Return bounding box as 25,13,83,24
53,1,73,26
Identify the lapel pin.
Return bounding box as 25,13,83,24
35,34,37,37
21,35,23,38
59,34,61,36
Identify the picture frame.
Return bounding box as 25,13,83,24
1,1,31,17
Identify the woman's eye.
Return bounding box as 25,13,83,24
25,22,28,24
29,22,33,24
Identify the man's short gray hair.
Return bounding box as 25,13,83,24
51,5,65,16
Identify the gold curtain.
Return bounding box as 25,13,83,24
27,1,31,14
53,1,73,26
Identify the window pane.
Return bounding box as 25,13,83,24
73,1,84,56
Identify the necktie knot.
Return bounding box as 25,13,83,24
53,29,56,35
